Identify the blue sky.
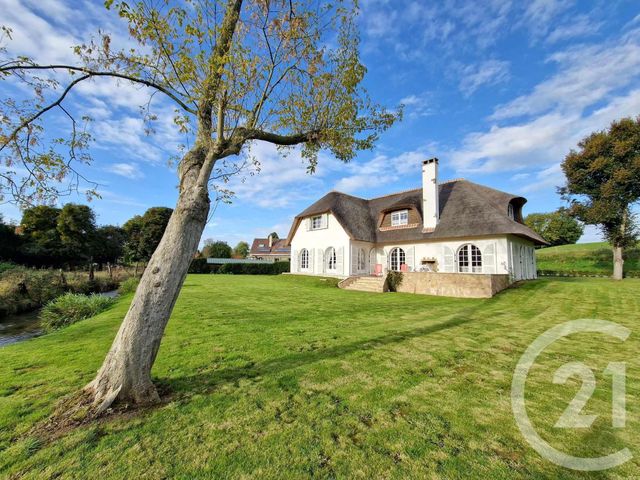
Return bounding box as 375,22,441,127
1,0,639,245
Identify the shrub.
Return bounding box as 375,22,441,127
40,293,115,331
385,271,403,292
188,260,290,275
118,277,140,295
218,261,290,275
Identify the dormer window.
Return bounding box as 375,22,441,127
391,209,409,226
508,204,515,220
311,215,323,230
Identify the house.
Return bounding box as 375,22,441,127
286,158,547,297
248,234,291,262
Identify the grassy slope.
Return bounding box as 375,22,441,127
536,242,640,275
1,275,639,479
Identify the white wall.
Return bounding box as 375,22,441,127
508,235,537,280
290,212,351,277
292,216,537,280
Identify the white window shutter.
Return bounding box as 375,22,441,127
309,249,315,273
291,249,298,272
443,245,454,272
317,248,324,273
483,244,496,274
351,245,357,274
306,218,311,231
336,246,344,274
406,246,415,271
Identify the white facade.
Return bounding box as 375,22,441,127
290,218,537,281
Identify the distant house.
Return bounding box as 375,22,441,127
285,158,547,297
248,234,291,262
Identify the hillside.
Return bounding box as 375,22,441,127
536,241,640,276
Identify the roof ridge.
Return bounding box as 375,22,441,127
365,178,465,201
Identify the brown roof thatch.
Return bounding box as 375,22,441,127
286,180,547,245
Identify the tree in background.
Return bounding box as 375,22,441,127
138,207,173,260
56,204,97,265
1,0,397,410
525,210,583,247
561,116,640,280
93,225,127,266
0,214,20,261
122,207,172,264
202,239,232,258
20,205,63,265
233,241,249,259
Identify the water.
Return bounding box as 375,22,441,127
0,309,43,347
0,290,119,348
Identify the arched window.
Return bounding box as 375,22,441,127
357,248,366,271
389,247,406,271
458,244,482,273
300,249,309,270
326,247,337,271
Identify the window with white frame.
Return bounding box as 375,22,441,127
357,248,366,271
311,215,323,230
457,244,482,273
300,249,309,270
390,210,409,226
389,247,406,271
326,247,337,271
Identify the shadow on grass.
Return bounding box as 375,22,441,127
161,303,485,400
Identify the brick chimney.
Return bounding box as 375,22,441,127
422,158,439,230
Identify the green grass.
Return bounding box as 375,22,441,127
1,275,639,479
536,242,640,276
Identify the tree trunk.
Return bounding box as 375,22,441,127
612,245,624,281
85,180,210,411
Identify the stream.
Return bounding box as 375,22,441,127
0,290,119,348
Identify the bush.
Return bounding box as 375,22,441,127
385,271,403,292
218,261,290,275
40,293,115,331
118,277,140,295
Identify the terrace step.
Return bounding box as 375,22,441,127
339,276,386,293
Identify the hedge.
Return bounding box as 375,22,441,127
188,258,290,275
537,270,640,278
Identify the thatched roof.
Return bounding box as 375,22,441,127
286,179,547,245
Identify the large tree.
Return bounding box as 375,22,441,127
202,238,232,258
0,1,395,410
93,225,127,265
122,207,172,264
56,203,97,264
524,209,583,247
0,214,20,261
233,240,249,258
561,116,640,280
19,205,63,265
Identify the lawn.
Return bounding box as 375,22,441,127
1,275,638,479
536,242,640,276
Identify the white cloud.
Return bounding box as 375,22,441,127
333,149,426,194
522,0,574,42
399,93,434,118
222,142,341,209
107,162,144,179
546,15,601,44
492,30,640,120
519,163,564,193
459,60,510,97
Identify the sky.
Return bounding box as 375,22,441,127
1,0,639,246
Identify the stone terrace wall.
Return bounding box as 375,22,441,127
396,272,511,298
